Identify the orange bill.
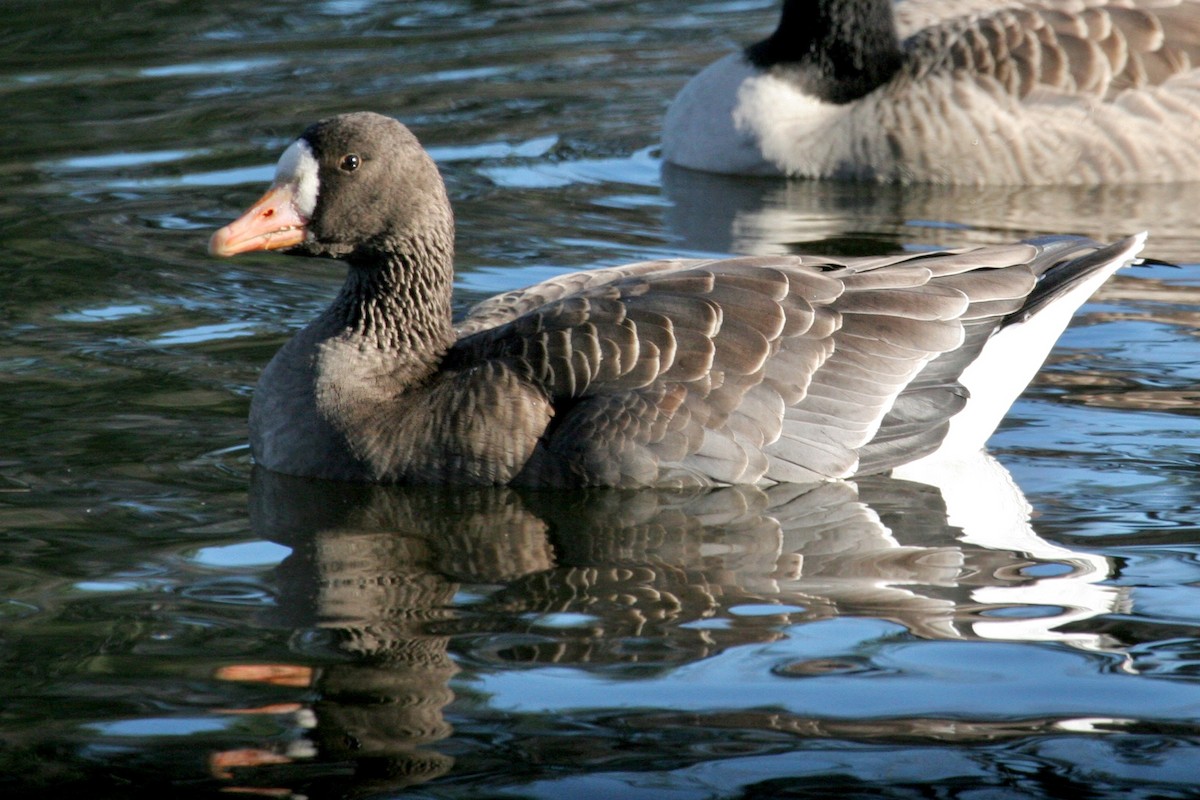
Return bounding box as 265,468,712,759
209,184,308,256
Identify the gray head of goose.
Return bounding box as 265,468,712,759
209,111,454,270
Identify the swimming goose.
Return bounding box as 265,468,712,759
662,0,1200,183
209,112,1145,486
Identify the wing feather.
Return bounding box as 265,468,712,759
433,237,1137,486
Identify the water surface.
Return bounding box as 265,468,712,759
2,1,1199,797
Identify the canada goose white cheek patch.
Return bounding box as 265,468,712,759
274,139,320,218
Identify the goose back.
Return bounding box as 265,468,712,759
427,236,1142,487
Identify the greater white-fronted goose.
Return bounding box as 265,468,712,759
209,112,1145,486
662,0,1200,184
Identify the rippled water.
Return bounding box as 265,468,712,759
2,1,1200,797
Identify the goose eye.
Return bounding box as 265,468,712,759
339,154,361,172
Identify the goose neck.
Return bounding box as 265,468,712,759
747,0,903,103
330,239,456,359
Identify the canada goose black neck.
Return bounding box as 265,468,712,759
745,0,904,104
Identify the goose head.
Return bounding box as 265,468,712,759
209,112,453,266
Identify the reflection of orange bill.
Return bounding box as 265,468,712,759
209,747,293,780
215,703,304,715
214,663,314,688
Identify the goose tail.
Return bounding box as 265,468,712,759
893,232,1147,481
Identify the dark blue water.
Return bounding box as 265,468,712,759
3,1,1199,797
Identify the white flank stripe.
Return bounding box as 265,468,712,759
895,232,1147,478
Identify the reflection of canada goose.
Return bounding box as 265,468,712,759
662,0,1200,184
210,113,1145,486
661,166,1200,263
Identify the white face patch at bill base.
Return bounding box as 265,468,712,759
274,139,320,218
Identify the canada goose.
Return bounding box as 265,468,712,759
209,112,1145,486
662,0,1200,184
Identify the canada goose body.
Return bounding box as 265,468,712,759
662,0,1200,184
209,112,1145,486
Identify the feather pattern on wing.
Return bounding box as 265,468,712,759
864,0,1200,183
431,236,1142,487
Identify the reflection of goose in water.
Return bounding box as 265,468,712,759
662,164,1200,263
214,463,1127,791
218,477,557,795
